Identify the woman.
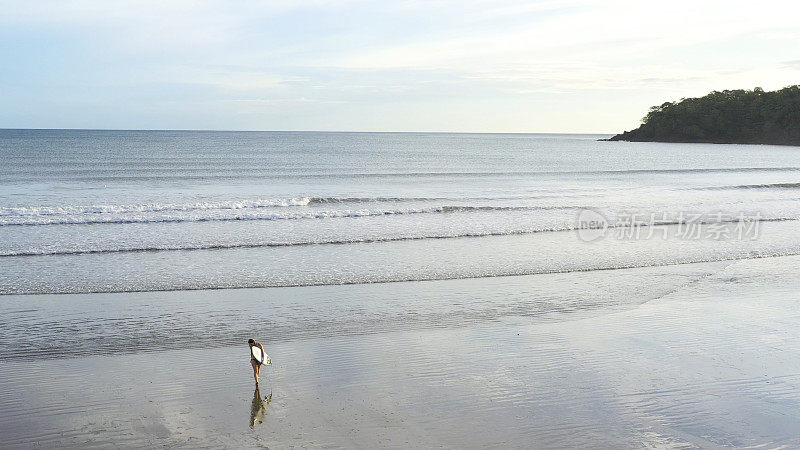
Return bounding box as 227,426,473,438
248,338,266,386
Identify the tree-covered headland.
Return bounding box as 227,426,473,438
607,86,800,146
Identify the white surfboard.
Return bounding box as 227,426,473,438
251,346,271,365
251,346,263,364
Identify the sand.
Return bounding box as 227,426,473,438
2,256,800,448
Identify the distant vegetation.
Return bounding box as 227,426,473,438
607,86,800,146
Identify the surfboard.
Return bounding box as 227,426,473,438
251,346,264,364
251,346,271,365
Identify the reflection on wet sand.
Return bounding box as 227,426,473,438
250,386,272,428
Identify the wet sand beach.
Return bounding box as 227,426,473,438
2,255,800,448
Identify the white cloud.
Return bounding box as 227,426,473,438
1,0,799,131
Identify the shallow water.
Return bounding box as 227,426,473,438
0,261,727,361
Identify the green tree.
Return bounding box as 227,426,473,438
608,85,800,145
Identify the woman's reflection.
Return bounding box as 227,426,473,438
250,385,272,428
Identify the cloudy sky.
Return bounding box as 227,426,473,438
1,0,799,132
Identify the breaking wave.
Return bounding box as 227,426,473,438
0,202,583,227
693,182,800,191
3,216,796,257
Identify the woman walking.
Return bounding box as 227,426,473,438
248,338,266,386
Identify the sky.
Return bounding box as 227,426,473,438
1,0,799,133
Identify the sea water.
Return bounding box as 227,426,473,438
2,130,800,295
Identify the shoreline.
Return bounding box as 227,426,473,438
0,259,741,362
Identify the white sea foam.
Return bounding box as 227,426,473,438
0,204,581,226
0,197,313,217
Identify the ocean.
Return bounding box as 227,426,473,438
2,130,800,294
